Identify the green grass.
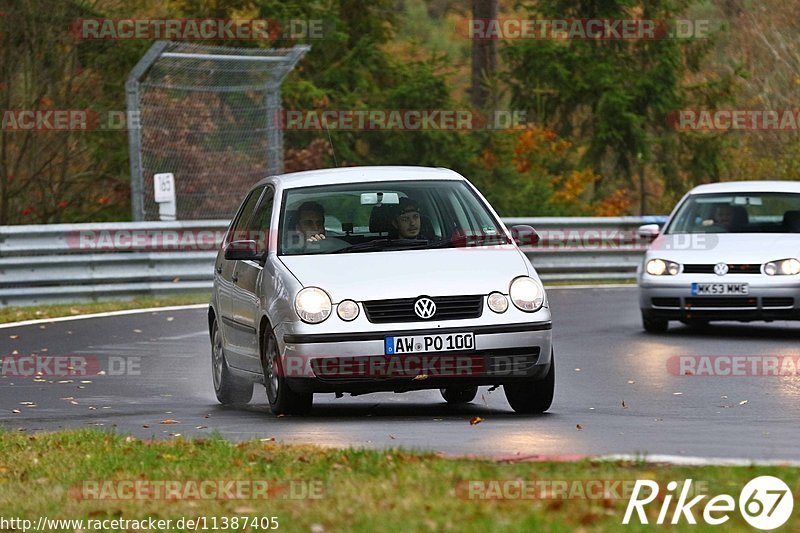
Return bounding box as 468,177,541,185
0,430,797,532
0,293,210,324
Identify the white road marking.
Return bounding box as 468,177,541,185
0,304,208,329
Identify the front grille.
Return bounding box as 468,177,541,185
682,264,762,274
763,297,795,308
685,297,757,308
652,297,680,307
363,295,483,323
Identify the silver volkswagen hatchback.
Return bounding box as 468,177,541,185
638,180,800,332
208,166,554,415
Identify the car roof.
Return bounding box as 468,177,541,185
688,180,800,195
262,166,465,190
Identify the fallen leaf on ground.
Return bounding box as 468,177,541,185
739,400,749,405
389,434,396,439
622,400,627,409
159,419,179,424
469,416,483,426
576,424,583,430
413,374,429,381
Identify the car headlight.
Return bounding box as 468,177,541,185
645,259,680,276
294,287,332,323
337,299,360,321
487,292,509,313
764,258,800,276
509,277,545,312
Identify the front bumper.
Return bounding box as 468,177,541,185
639,277,800,321
276,322,553,393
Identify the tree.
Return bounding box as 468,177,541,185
470,0,497,110
502,0,735,213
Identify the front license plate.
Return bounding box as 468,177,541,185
691,283,749,295
385,332,475,355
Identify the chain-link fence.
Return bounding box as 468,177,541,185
126,41,309,221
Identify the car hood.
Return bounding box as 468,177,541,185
279,246,531,301
649,233,800,264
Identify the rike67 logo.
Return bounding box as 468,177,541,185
623,476,794,530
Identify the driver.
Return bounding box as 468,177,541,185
285,201,347,253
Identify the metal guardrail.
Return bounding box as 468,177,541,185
0,217,666,307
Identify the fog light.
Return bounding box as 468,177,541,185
487,292,509,313
337,299,359,321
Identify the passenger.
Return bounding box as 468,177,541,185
392,198,424,239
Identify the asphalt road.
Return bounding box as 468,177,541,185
2,287,799,460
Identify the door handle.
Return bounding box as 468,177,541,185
232,272,239,283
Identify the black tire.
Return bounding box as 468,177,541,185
642,313,669,333
211,318,253,405
440,386,479,404
262,329,312,416
504,349,555,414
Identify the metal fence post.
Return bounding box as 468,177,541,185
126,41,170,221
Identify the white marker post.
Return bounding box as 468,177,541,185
153,172,176,221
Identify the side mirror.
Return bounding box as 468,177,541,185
510,225,540,247
637,224,661,240
224,240,262,261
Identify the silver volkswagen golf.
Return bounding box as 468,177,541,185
208,166,554,415
638,180,800,332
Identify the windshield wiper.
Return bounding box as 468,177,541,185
331,238,428,254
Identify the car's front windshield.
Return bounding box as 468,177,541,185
278,179,509,255
665,192,800,234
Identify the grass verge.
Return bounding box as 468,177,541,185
0,293,210,324
0,430,797,532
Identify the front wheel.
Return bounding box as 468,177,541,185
262,330,312,416
440,386,478,404
642,312,669,333
504,349,555,414
211,318,253,405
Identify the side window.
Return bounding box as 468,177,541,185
226,186,265,245
249,189,274,253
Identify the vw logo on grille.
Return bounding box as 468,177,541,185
414,297,437,319
714,263,729,276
